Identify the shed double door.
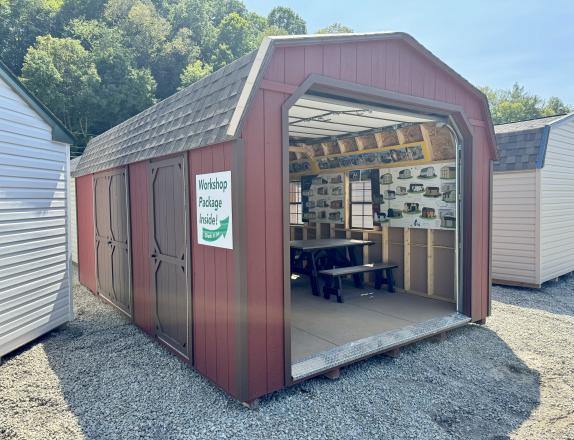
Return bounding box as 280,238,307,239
94,168,131,315
148,155,191,359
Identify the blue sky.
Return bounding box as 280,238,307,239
243,0,574,105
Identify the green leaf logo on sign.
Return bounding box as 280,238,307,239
202,216,229,242
196,171,233,249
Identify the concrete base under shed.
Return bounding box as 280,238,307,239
290,276,465,380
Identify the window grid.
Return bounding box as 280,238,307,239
350,180,374,229
289,181,303,224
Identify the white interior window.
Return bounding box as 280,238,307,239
289,181,303,224
350,180,373,229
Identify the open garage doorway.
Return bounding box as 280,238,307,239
284,86,470,381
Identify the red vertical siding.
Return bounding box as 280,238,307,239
304,45,323,77
241,85,289,398
371,43,387,90
243,92,269,400
76,174,96,293
340,44,357,82
263,90,286,393
471,125,492,321
129,162,153,335
356,43,373,86
188,142,238,398
284,46,306,86
241,37,495,399
323,45,341,80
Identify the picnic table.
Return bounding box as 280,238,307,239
290,239,374,295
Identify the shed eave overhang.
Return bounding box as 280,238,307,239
0,60,76,145
71,134,239,178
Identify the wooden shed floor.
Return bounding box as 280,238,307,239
290,276,456,363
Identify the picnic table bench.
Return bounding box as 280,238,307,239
319,262,398,303
290,239,374,296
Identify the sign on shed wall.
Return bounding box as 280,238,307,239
196,171,233,249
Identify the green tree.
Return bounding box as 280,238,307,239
117,1,171,65
164,0,217,60
20,35,101,143
211,0,247,26
153,27,199,98
0,0,11,51
257,25,289,42
102,0,138,23
317,23,353,34
542,96,573,116
267,6,306,35
68,19,156,131
0,0,316,151
179,59,213,88
480,83,573,124
481,84,542,124
246,11,268,35
55,0,107,29
0,0,64,73
213,12,258,68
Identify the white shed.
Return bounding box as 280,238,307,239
0,61,75,360
492,113,574,287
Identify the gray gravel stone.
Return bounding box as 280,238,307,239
0,271,572,440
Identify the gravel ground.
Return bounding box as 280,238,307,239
1,272,572,440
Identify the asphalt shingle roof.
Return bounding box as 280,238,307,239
493,115,567,172
74,32,498,177
70,157,81,173
74,51,256,176
494,115,564,134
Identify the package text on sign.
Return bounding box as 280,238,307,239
196,171,233,249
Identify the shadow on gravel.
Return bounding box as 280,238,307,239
37,282,541,440
492,273,574,317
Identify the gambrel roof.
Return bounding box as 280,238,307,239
494,113,574,171
74,51,257,177
74,32,495,177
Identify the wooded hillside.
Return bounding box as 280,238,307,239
0,1,570,154
0,0,316,153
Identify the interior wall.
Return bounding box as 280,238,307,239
290,222,456,302
432,230,456,300
288,123,458,302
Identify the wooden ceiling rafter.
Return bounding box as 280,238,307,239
290,101,430,126
289,122,457,164
419,124,434,155
395,128,408,145
289,121,417,146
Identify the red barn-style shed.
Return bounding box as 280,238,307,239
74,32,496,406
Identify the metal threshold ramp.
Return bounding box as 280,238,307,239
291,312,470,381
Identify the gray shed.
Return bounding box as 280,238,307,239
0,62,75,360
